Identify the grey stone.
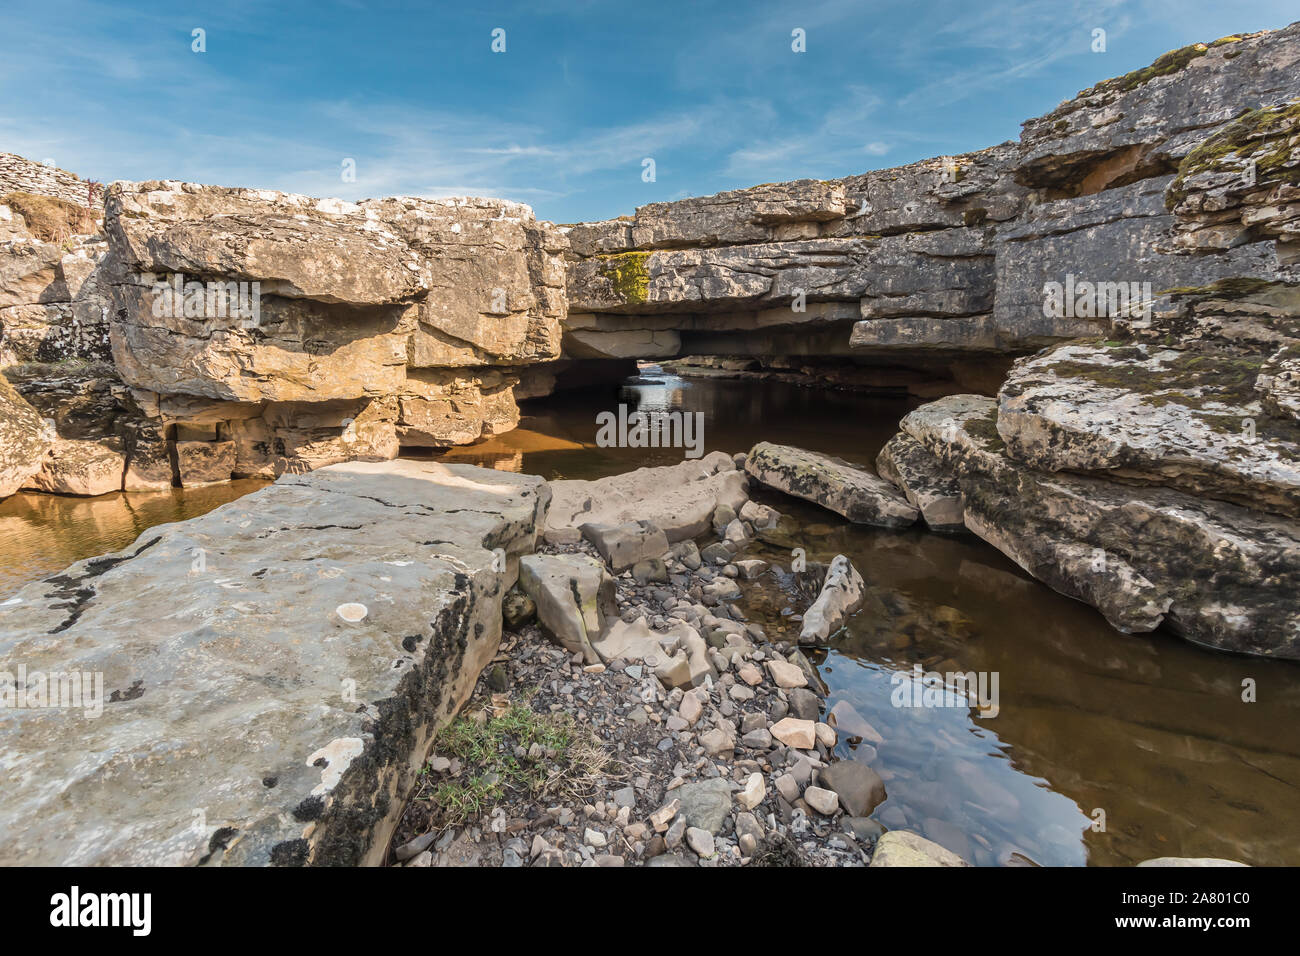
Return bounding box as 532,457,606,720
0,460,548,866
675,778,733,835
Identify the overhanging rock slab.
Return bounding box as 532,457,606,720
0,459,550,866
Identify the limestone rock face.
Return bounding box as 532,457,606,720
396,368,519,447
4,360,138,440
567,232,992,326
25,437,124,496
876,432,965,532
556,25,1300,371
223,397,399,479
991,177,1283,341
1258,344,1300,422
175,439,236,487
0,215,110,365
998,342,1300,517
545,452,748,544
566,179,848,256
0,460,550,866
0,179,580,498
108,279,412,404
0,373,56,497
901,394,1300,656
105,181,428,305
1017,28,1300,194
1166,99,1300,251
368,196,566,368
744,442,918,528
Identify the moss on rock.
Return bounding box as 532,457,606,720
1166,99,1300,209
596,251,651,306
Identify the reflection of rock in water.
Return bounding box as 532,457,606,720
0,480,269,598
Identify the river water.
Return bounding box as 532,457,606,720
6,365,1299,865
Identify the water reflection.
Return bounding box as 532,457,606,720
0,480,268,598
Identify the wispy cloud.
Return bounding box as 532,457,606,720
0,0,1294,222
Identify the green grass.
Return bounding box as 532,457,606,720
416,692,611,825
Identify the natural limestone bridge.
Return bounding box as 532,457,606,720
1,24,1299,866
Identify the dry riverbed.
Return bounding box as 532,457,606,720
388,525,959,868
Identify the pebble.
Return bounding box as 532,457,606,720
771,717,817,750
665,815,687,849
775,771,800,803
650,799,680,832
804,786,839,816
686,827,716,857
766,659,808,688
737,772,766,810
395,831,437,861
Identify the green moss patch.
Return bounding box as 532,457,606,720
1080,42,1212,99
1166,99,1300,209
596,251,651,306
413,693,611,826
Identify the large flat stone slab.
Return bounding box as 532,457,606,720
876,431,965,532
745,442,918,528
545,451,747,544
0,460,549,865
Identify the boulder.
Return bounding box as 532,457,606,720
501,587,536,630
819,761,887,817
591,617,670,664
745,442,918,527
545,451,748,544
903,394,1300,656
0,459,549,866
517,553,616,664
580,519,670,572
799,555,866,643
674,778,733,834
26,438,124,496
771,717,817,750
869,831,970,867
0,374,56,498
651,622,716,689
998,342,1300,518
876,432,965,532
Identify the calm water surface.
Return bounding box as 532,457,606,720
0,480,268,598
6,366,1299,866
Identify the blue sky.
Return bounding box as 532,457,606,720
2,0,1296,223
